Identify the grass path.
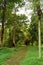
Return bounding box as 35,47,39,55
4,46,28,65
21,46,43,65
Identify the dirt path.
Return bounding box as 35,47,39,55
4,46,28,65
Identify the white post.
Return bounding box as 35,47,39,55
38,20,41,58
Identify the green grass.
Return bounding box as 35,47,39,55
21,46,43,65
0,47,20,65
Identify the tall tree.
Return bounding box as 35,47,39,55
28,0,42,58
37,4,42,58
1,0,6,45
0,0,24,45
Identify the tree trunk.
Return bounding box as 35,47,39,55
38,20,41,58
13,29,16,47
8,28,16,47
37,4,42,58
1,0,6,45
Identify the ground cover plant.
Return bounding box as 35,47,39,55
0,47,20,65
21,46,43,65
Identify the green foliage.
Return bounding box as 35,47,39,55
0,0,24,4
3,13,28,46
0,0,43,46
41,13,43,43
0,10,2,21
29,14,38,45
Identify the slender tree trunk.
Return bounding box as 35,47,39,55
13,28,16,47
1,0,6,45
37,5,42,58
38,20,41,58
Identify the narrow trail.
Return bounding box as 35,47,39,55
4,46,28,65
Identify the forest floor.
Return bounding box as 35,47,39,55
21,46,43,65
1,46,43,65
4,46,28,65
